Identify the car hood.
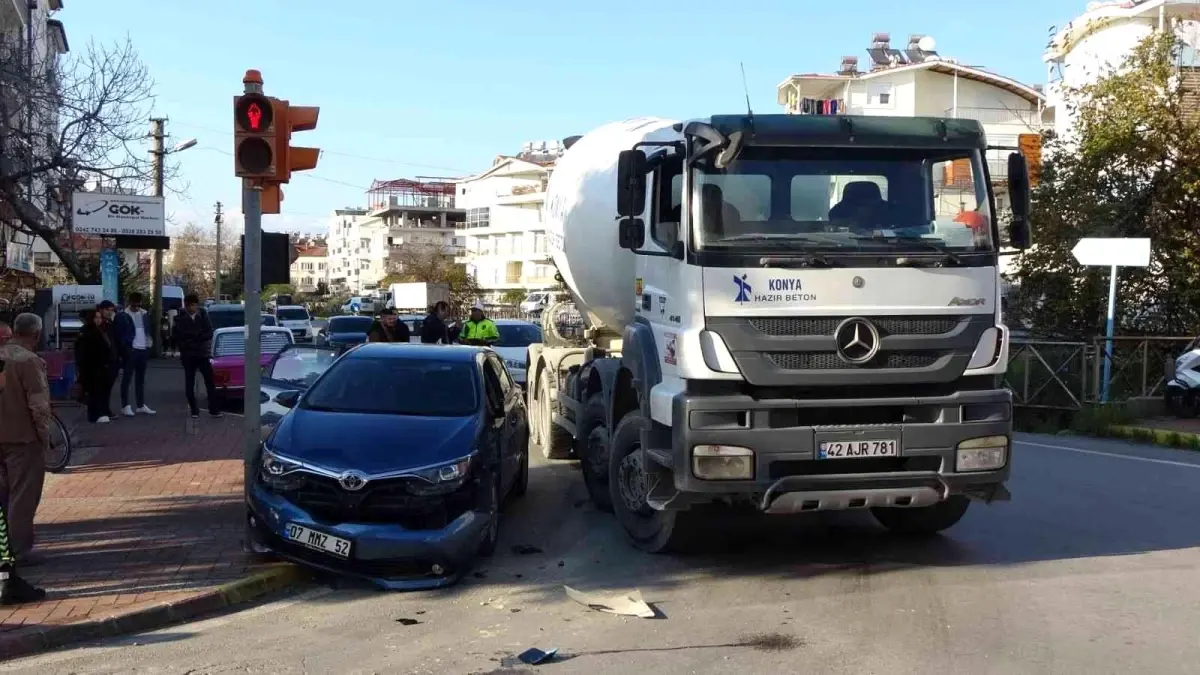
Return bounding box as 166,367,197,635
270,408,482,474
491,346,527,365
328,332,367,344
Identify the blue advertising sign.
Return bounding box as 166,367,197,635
100,248,120,303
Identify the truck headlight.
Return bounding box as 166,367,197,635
692,445,754,480
956,435,1008,472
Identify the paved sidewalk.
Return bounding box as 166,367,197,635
0,360,307,659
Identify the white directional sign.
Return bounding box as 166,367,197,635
72,192,166,237
1071,237,1151,267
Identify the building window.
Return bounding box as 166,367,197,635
466,207,490,229
867,83,893,108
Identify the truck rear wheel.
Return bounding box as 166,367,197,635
609,413,700,553
871,495,971,536
533,367,573,460
577,394,613,512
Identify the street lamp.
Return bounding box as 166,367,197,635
148,130,198,357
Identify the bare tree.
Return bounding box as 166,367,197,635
0,28,171,282
166,222,236,298
385,242,482,313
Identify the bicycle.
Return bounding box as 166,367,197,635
44,411,73,473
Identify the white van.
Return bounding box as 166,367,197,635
274,305,314,343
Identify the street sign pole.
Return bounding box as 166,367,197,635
1102,265,1118,404
241,71,265,498
1071,238,1152,404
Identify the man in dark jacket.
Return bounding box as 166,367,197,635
171,294,223,419
420,301,451,344
114,292,156,417
367,308,410,343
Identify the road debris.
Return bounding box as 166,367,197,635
395,618,421,626
563,585,655,618
512,544,543,555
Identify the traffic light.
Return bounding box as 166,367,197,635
233,93,277,178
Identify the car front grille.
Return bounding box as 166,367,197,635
273,473,475,530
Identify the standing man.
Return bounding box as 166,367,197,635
0,344,46,605
115,292,156,417
420,301,451,344
459,301,500,346
367,308,410,343
172,294,224,419
0,313,51,566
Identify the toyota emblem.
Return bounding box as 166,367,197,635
338,470,368,491
834,317,881,365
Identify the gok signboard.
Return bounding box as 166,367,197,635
72,192,166,237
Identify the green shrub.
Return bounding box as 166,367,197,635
1069,403,1136,435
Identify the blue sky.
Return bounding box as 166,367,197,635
63,0,1083,235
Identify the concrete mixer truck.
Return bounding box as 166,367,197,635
525,114,1032,553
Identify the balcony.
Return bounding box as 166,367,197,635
953,106,1046,129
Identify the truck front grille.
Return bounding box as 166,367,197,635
750,316,960,337
768,351,942,370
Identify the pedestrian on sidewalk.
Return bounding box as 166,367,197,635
115,292,156,417
0,354,46,605
0,313,51,566
173,293,224,419
75,309,119,424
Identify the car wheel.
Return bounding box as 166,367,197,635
511,432,530,499
478,473,501,557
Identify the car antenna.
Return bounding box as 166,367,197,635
740,61,755,136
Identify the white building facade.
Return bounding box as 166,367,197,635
1044,0,1200,141
455,146,562,305
1,0,68,278
290,245,327,294
325,207,370,295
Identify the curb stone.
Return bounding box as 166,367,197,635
1105,425,1200,452
0,564,311,662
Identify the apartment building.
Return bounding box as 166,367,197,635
1044,0,1200,140
326,178,465,296
291,244,327,294
0,0,68,292
455,142,563,305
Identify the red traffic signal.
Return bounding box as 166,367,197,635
233,93,277,178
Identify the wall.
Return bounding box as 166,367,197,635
841,70,918,116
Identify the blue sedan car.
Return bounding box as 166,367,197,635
246,343,530,589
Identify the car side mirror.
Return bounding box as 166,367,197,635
1007,152,1032,250
275,390,301,409
618,218,645,250
616,149,647,217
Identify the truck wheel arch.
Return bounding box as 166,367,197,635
618,319,661,422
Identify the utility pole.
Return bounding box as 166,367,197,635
214,201,223,299
150,117,166,358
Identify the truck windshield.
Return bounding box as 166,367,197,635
691,146,994,254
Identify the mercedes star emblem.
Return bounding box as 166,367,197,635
834,317,881,365
338,470,368,491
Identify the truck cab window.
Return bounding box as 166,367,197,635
650,155,683,250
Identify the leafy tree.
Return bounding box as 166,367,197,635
1011,32,1200,337
261,283,296,303
501,289,526,306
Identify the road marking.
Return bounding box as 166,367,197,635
1018,440,1200,469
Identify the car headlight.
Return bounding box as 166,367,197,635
259,446,306,489
504,359,524,370
407,456,474,496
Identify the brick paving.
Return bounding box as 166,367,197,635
0,360,290,647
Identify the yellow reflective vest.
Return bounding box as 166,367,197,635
460,318,499,342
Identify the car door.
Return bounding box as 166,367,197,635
483,355,518,490
480,356,508,487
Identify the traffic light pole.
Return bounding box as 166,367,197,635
241,72,265,498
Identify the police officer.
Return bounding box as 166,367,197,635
459,301,499,346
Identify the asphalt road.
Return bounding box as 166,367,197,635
7,433,1200,675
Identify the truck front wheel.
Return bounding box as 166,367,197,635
609,413,700,553
871,495,971,536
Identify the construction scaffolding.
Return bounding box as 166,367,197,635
367,177,458,212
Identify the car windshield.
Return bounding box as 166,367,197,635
266,347,337,389
208,310,245,330
495,323,542,347
328,316,372,333
684,145,994,254
277,308,309,321
301,357,479,416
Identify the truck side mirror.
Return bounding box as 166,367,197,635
1007,152,1032,250
618,218,645,250
616,150,647,217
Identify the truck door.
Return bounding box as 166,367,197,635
637,153,686,378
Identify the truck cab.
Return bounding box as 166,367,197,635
533,114,1033,553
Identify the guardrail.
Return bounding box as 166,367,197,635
1006,336,1197,410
